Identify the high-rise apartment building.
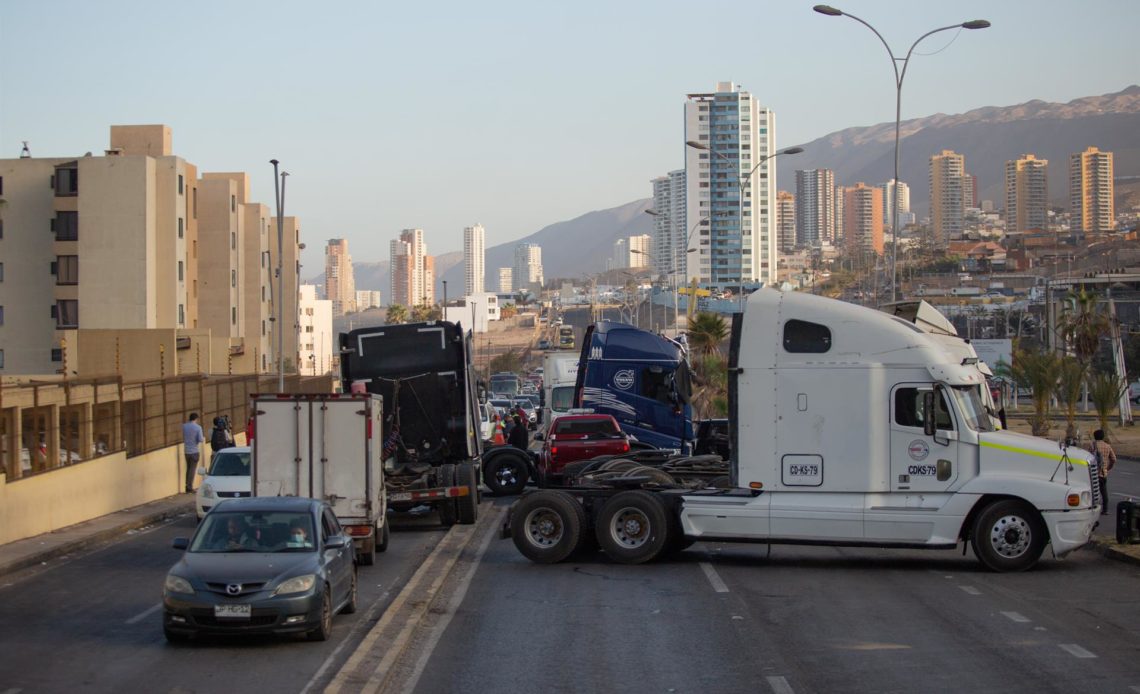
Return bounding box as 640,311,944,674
1004,154,1049,233
629,234,652,268
498,268,513,294
389,228,432,306
963,173,977,210
879,179,911,230
650,170,686,279
355,290,382,311
929,150,965,248
298,284,333,375
841,183,884,256
776,191,796,253
463,224,485,296
794,169,835,247
834,184,845,246
324,238,356,317
684,82,778,285
1070,147,1115,234
513,243,543,293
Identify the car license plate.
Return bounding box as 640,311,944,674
215,604,251,619
389,491,413,502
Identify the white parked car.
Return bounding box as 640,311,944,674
195,446,251,520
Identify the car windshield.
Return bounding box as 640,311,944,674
951,385,995,433
208,451,250,477
189,511,317,553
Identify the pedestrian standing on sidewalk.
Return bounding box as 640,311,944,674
182,413,205,493
1090,429,1117,515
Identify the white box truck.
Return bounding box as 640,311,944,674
505,288,1101,572
541,352,579,431
250,393,389,566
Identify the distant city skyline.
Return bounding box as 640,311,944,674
1,1,1136,272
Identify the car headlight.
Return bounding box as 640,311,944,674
273,574,317,596
165,574,194,595
201,483,215,498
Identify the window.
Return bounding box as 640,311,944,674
0,175,3,194
178,174,184,195
231,269,236,287
54,165,78,196
0,349,4,368
178,217,184,239
51,348,63,362
894,387,953,431
178,304,185,325
56,255,78,285
0,262,4,281
0,306,4,325
231,307,237,325
231,231,236,250
56,300,78,328
55,212,78,241
230,195,236,212
178,261,184,281
782,319,831,353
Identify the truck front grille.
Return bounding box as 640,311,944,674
1088,457,1102,510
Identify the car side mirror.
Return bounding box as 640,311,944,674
172,537,189,550
533,432,544,441
922,391,936,437
325,536,349,550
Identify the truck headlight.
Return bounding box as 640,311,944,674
1082,491,1092,506
165,574,194,595
274,574,316,596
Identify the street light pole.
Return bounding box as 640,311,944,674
684,143,803,311
645,211,712,329
813,5,990,303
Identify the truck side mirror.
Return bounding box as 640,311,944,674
922,391,936,437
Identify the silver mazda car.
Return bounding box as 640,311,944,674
163,496,356,642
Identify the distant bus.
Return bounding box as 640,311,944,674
489,372,521,398
558,325,575,350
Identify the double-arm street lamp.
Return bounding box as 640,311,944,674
813,5,990,303
644,211,714,328
683,143,804,309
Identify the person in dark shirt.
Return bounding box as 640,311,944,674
508,414,529,450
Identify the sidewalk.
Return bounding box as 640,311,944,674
1088,536,1140,567
0,493,194,580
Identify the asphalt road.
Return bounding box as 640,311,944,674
411,518,1140,694
0,509,449,693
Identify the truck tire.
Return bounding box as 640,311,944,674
438,464,458,527
376,521,389,553
484,450,530,496
357,536,376,566
456,462,479,525
595,490,670,564
511,491,585,564
970,499,1047,572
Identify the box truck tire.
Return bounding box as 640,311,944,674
511,491,585,564
377,520,389,553
439,464,458,527
596,491,670,564
970,499,1047,572
357,536,376,567
456,462,479,524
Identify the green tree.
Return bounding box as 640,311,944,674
1053,356,1084,439
500,303,518,319
687,312,729,357
1058,288,1109,367
1010,345,1060,436
489,349,523,375
410,303,441,322
385,304,408,325
1088,371,1126,436
690,354,728,419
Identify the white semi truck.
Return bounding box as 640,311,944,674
250,393,389,566
505,289,1101,572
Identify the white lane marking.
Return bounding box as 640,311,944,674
1001,611,1030,623
1059,643,1097,659
699,562,730,593
125,602,163,625
298,585,397,694
767,675,795,694
396,508,505,694
959,585,982,595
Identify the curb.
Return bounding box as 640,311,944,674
0,500,193,580
1087,537,1140,569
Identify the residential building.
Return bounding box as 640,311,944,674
324,238,356,317
930,150,966,248
629,234,651,268
442,293,500,333
298,284,333,375
270,216,303,373
650,170,686,280
684,82,778,286
196,175,242,339
498,268,513,294
355,290,382,310
1070,146,1115,233
794,169,835,247
513,243,543,293
389,228,432,306
611,238,627,269
776,191,795,253
1005,154,1049,233
842,183,884,256
963,173,977,209
879,179,911,230
834,183,845,246
464,224,485,295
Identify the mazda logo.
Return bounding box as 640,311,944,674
226,583,242,595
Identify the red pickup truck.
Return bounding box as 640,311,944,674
537,414,630,483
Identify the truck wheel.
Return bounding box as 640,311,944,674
456,462,479,525
357,536,376,566
596,491,670,564
485,452,529,496
511,491,584,564
970,500,1047,572
439,464,458,527
376,521,389,553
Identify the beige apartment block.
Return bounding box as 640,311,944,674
325,238,356,318
270,216,302,372
930,150,965,248
1005,154,1049,233
1070,146,1115,234
842,183,884,256
196,176,242,340
241,202,272,372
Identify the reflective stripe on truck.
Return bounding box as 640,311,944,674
387,485,471,503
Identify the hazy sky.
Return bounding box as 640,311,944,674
2,0,1136,273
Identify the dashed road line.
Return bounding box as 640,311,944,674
125,602,163,625
699,562,729,593
959,585,981,595
1059,643,1097,659
1001,611,1030,623
766,675,794,694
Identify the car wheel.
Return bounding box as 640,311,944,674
163,625,190,643
595,490,670,564
970,499,1047,572
342,570,358,615
377,521,390,553
307,586,333,641
438,463,458,527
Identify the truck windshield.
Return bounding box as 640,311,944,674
550,386,575,412
951,385,994,432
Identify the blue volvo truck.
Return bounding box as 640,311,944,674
572,321,695,453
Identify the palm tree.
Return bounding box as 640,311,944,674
687,312,728,357
410,303,441,322
690,354,728,419
1058,288,1109,367
1010,345,1060,436
1088,371,1126,436
385,304,408,325
1053,356,1084,439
